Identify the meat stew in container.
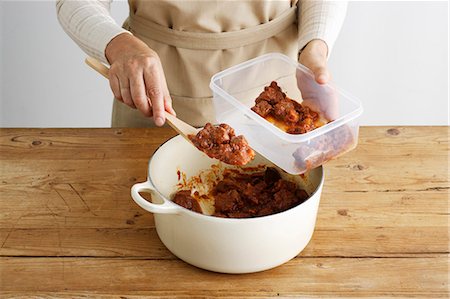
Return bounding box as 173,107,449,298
210,53,363,174
250,81,355,170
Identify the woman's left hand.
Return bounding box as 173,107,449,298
297,39,338,120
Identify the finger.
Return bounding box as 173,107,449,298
118,77,135,108
109,75,122,101
144,93,153,117
129,71,151,116
160,73,176,116
144,68,165,126
164,98,176,116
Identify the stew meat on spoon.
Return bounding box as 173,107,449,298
188,123,255,166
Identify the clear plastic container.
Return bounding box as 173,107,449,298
210,53,363,174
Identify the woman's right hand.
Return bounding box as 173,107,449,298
105,33,175,126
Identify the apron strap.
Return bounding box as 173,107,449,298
128,4,298,50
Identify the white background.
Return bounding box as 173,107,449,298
0,1,448,127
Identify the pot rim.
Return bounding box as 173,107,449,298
147,135,325,222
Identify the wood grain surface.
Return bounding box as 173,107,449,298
0,127,448,298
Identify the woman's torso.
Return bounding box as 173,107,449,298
113,0,299,127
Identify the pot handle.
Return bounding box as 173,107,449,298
131,180,181,214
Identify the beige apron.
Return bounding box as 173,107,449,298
112,0,299,127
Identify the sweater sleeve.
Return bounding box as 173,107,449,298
297,0,348,58
56,0,131,64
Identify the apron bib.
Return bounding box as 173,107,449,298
112,0,299,127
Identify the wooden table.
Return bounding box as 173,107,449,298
0,127,448,298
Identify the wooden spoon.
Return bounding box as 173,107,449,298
84,56,197,140
85,57,255,166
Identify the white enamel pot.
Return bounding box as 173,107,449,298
131,135,324,274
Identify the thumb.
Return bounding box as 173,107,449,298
300,55,330,85
299,40,330,85
312,65,330,85
303,53,329,85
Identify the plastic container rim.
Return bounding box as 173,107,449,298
209,52,364,143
